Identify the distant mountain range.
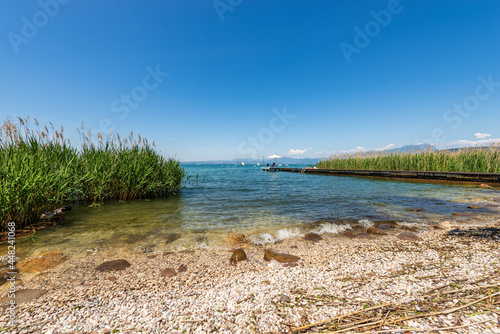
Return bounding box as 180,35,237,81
181,157,320,166
386,143,435,153
181,143,437,165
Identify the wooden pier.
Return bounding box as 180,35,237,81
262,167,500,184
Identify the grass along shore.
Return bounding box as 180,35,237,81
0,117,185,232
317,145,500,173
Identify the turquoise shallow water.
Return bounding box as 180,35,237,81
2,165,499,259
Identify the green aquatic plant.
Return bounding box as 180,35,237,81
316,145,500,173
0,117,185,231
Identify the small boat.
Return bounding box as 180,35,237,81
239,161,245,166
256,162,261,166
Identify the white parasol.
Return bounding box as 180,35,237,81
267,153,281,163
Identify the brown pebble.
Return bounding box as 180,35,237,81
107,276,117,282
178,264,188,272
264,249,300,263
414,208,422,212
147,255,157,259
161,268,177,278
480,184,493,188
230,249,247,265
96,259,131,272
467,205,480,209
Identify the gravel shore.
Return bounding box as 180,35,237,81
1,220,499,333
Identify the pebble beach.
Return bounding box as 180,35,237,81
1,218,499,333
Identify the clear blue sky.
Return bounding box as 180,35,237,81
2,1,500,161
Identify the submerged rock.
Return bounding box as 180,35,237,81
164,233,181,244
480,184,493,189
367,227,387,235
140,245,155,253
96,259,131,272
195,236,208,244
161,268,177,278
263,249,300,263
375,223,397,230
402,226,419,232
374,220,398,227
18,250,66,273
223,233,247,247
230,249,247,265
303,233,322,242
339,230,355,238
0,289,47,305
397,232,420,241
467,205,480,209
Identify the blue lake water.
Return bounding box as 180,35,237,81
3,165,499,259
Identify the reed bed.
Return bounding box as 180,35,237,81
0,117,185,231
317,146,500,173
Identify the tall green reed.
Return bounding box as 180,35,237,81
0,117,185,231
316,145,500,173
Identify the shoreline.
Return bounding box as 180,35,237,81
1,220,499,333
271,167,500,185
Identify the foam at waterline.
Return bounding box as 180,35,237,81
251,227,303,245
398,221,420,227
358,219,373,228
310,223,352,235
251,223,352,245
